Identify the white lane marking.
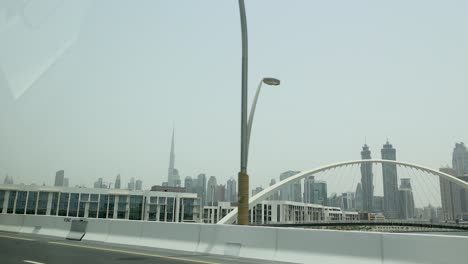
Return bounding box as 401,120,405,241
0,234,35,241
24,261,45,264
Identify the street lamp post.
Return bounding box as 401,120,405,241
237,0,281,225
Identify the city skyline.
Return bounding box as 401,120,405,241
1,0,467,192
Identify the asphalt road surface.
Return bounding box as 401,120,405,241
0,231,292,264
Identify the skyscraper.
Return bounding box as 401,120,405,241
207,176,217,205
128,177,135,190
268,178,279,200
63,178,69,187
452,143,468,218
398,178,415,219
54,170,64,187
279,171,301,202
252,186,264,196
355,182,363,211
226,178,237,203
167,128,181,187
184,176,194,192
196,174,207,206
453,142,468,176
360,144,374,212
439,167,460,221
135,180,143,190
94,178,106,188
216,184,226,202
115,174,121,189
381,141,399,219
303,176,327,205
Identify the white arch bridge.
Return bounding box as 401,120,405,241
218,159,468,225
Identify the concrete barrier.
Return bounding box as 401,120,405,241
82,218,110,242
198,224,278,261
0,214,24,233
275,228,382,264
139,221,201,252
104,219,143,245
3,214,468,264
382,232,468,264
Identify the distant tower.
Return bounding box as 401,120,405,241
360,144,374,212
453,142,468,176
381,141,399,219
279,171,301,202
54,170,64,187
355,182,363,211
269,178,279,201
135,180,143,190
197,174,207,205
398,178,415,219
115,174,121,189
167,128,181,187
226,178,237,203
128,177,135,190
207,176,217,205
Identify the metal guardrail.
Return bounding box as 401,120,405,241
258,220,468,231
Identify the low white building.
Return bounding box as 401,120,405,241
204,200,359,224
0,184,200,222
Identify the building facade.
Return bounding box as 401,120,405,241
54,170,64,187
226,178,237,203
0,184,200,222
279,171,301,202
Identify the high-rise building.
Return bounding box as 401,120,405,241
342,192,355,210
184,176,194,192
63,178,69,187
3,175,13,184
128,177,135,190
94,178,107,189
398,178,415,219
381,141,399,219
279,171,301,202
453,142,468,176
115,174,121,189
216,184,226,202
226,178,237,203
304,176,327,206
360,144,374,212
167,128,181,187
373,196,384,213
206,176,217,205
439,167,460,221
196,174,207,206
268,178,279,200
355,183,363,211
135,180,143,190
54,170,65,187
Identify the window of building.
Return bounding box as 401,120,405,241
166,197,175,222
117,195,127,219
159,205,166,221
150,196,157,204
68,193,79,217
50,193,59,215
148,204,157,221
58,192,69,216
90,194,99,202
129,195,142,220
15,191,27,214
7,191,16,214
182,198,194,221
37,192,49,215
78,193,89,217
0,190,5,213
26,191,38,214
107,195,115,219
99,195,108,218
88,201,98,218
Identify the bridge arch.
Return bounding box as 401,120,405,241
217,159,468,224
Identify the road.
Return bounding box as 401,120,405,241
0,231,292,264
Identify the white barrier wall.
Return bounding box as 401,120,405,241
1,214,468,264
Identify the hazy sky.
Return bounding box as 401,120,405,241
1,0,467,193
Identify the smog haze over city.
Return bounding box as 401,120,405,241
1,0,467,191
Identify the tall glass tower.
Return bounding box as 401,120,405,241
381,141,399,219
360,144,374,212
167,128,181,187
